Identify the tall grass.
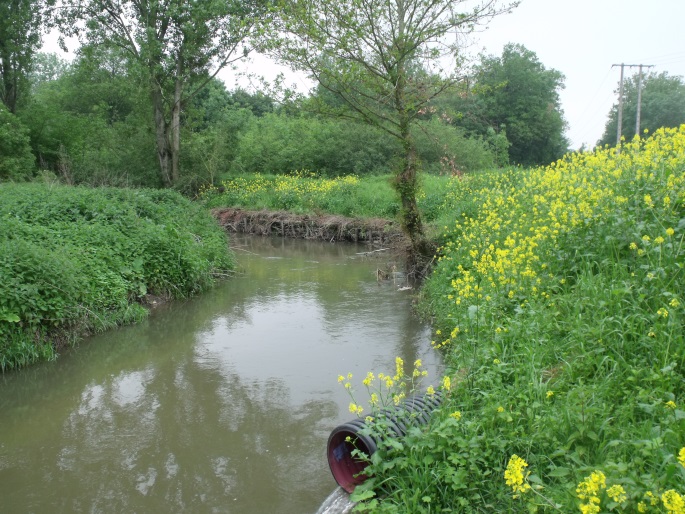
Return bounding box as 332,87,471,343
348,127,685,512
0,184,234,372
200,170,456,223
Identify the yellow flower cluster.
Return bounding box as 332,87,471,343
199,171,360,206
504,455,532,497
576,471,606,514
662,490,685,514
563,454,685,514
607,484,627,503
339,357,432,415
434,125,685,348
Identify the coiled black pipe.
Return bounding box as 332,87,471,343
327,391,443,493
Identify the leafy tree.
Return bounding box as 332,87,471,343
59,0,272,186
0,0,50,112
227,88,274,117
598,71,685,147
20,48,158,185
29,51,70,91
0,103,35,180
468,43,568,166
274,0,516,262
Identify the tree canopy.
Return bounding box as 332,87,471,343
448,43,568,166
0,0,50,112
58,0,272,186
273,0,517,260
598,71,685,147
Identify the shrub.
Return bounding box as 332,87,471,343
0,183,234,371
0,104,36,181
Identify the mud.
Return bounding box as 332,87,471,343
212,208,407,246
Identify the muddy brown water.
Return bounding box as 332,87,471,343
0,235,441,514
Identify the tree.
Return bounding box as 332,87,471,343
0,0,49,113
274,0,516,263
60,0,271,186
20,47,159,185
0,103,35,180
598,71,685,147
467,43,568,166
29,51,70,91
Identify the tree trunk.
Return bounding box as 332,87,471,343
171,79,181,184
152,84,172,187
393,61,426,260
395,116,426,249
0,48,17,113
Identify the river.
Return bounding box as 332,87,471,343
0,235,441,513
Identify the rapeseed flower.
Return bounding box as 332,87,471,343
441,375,451,391
504,455,531,497
607,484,627,503
662,490,685,514
576,471,606,500
349,403,363,416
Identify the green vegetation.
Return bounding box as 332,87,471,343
599,71,685,147
200,171,457,224
438,43,570,166
274,0,516,254
0,104,35,181
0,183,234,372
341,127,685,512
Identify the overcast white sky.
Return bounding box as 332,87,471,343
471,0,685,149
46,0,685,151
219,0,685,150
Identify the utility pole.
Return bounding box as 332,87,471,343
612,63,654,148
635,64,654,135
613,64,625,147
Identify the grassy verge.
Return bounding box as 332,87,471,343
343,127,685,512
0,183,234,372
199,170,457,225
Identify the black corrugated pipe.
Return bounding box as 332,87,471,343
326,391,443,493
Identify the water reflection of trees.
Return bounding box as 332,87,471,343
0,235,438,513
2,349,337,513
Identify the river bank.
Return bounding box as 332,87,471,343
212,207,407,246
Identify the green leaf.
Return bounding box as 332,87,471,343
0,312,20,323
547,467,570,477
350,488,376,502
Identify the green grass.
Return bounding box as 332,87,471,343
0,183,234,372
199,170,468,223
341,128,685,512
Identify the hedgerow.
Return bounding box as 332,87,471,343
0,184,234,371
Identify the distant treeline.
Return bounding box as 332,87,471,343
2,44,570,191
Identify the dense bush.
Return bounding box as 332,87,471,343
0,184,234,371
229,113,400,176
0,104,36,181
228,112,496,178
414,118,495,174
